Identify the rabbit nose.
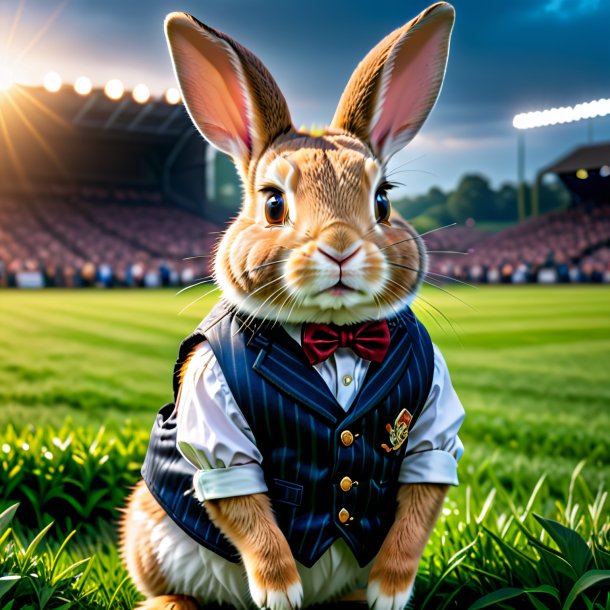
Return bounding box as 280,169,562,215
317,242,363,265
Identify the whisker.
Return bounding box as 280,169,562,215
233,275,285,314
425,270,478,290
385,261,477,311
381,275,461,340
415,291,462,343
270,288,298,328
385,167,438,178
177,285,221,316
375,287,416,330
426,250,469,255
175,276,215,296
410,296,446,335
235,281,289,335
285,291,303,323
385,154,427,173
385,260,477,291
241,258,290,276
422,278,478,312
380,223,457,251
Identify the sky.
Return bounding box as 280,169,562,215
1,0,609,197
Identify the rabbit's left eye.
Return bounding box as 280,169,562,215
264,190,287,226
375,189,391,224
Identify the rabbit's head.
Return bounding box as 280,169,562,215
166,3,454,325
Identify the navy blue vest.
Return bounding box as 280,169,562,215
142,300,434,568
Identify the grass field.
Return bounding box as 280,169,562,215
1,285,609,608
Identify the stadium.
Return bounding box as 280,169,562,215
1,81,609,289
1,3,610,610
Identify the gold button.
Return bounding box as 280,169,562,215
340,476,353,492
340,430,354,447
342,374,353,386
338,508,350,523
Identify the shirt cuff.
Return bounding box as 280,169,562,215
193,463,269,501
398,450,460,486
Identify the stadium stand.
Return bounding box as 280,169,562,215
0,189,216,288
1,84,608,287
426,142,610,284
0,84,220,287
428,203,610,284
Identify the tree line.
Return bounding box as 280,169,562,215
393,174,570,231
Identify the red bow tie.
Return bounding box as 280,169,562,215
302,320,391,365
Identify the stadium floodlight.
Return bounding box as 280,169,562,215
43,71,62,93
105,78,124,100
133,83,151,104
165,87,181,105
513,98,610,130
74,76,92,96
0,66,13,91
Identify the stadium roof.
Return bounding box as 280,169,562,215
540,141,610,175
0,85,208,213
2,85,193,138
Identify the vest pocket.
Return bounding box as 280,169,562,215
270,478,303,507
366,478,399,519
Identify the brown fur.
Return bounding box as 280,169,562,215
124,6,457,608
137,595,200,610
214,131,423,326
176,342,201,390
166,13,293,177
204,493,300,596
330,3,448,145
368,483,448,595
121,482,201,608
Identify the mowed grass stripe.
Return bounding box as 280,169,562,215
1,286,609,493
1,301,190,345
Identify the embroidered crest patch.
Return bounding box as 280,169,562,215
381,408,412,453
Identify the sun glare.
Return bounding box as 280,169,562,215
43,71,62,93
0,67,14,92
74,76,92,96
132,83,150,104
165,87,181,105
105,78,124,101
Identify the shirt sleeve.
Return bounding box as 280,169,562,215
398,343,465,486
175,341,268,502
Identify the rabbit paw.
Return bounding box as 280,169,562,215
248,578,303,610
244,546,303,610
367,579,413,610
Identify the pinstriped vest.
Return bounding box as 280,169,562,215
142,300,434,568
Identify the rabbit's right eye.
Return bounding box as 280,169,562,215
264,191,287,226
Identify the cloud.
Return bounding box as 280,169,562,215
410,133,508,153
531,0,601,19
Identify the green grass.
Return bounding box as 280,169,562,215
1,286,609,491
0,286,609,608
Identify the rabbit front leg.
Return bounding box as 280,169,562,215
205,493,303,610
367,483,448,610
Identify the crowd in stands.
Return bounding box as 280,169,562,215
1,188,610,288
426,203,610,284
0,188,215,288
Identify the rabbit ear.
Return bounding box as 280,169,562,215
165,13,293,166
331,2,454,161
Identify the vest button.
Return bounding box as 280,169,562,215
338,508,350,523
340,430,354,446
340,476,353,492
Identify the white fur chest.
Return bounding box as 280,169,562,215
152,512,372,608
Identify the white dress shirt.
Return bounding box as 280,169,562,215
176,325,465,502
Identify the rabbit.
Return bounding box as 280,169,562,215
121,3,462,609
